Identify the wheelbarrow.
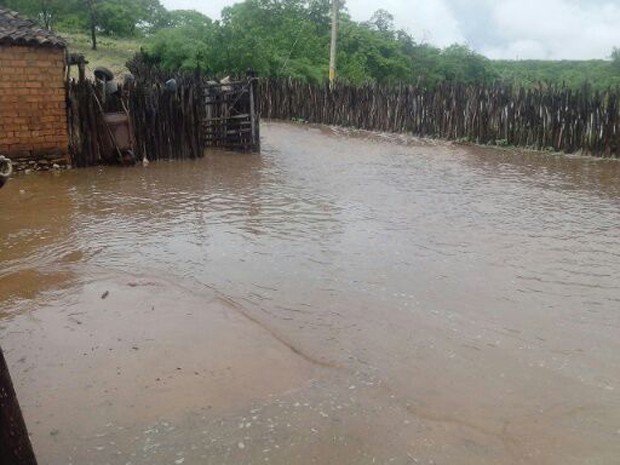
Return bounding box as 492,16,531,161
102,111,135,165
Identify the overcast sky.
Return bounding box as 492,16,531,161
161,0,620,60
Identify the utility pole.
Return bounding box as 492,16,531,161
329,0,338,87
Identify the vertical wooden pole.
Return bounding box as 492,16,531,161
78,61,86,83
249,79,257,152
0,346,38,465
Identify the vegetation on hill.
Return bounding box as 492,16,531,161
2,0,619,89
62,32,139,78
491,60,620,90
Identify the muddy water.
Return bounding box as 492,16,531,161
1,122,619,465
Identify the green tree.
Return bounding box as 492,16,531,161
438,44,497,84
165,9,212,29
338,18,413,84
364,9,395,35
146,12,215,70
0,0,68,29
611,47,620,71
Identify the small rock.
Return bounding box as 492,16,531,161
101,291,109,299
52,163,60,169
24,169,32,174
238,442,245,449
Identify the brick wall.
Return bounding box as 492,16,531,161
0,45,68,160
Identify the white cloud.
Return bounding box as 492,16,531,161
482,0,620,59
346,0,465,47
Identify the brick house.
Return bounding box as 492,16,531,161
0,8,68,162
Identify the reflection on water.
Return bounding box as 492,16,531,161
1,122,619,465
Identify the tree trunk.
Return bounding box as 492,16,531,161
87,0,97,50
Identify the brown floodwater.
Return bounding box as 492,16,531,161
1,122,619,465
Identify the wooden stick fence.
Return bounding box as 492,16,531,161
129,77,205,163
68,77,205,167
67,72,260,167
259,79,620,158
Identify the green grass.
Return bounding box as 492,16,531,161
60,32,143,79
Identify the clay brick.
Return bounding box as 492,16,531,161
34,60,52,68
1,48,68,157
8,143,32,151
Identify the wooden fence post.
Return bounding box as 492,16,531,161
0,346,38,465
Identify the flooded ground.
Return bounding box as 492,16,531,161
1,122,620,465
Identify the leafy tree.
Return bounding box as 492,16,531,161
364,9,395,35
1,0,167,49
611,47,620,71
165,9,212,29
438,44,497,84
0,0,68,29
338,19,413,84
146,14,215,70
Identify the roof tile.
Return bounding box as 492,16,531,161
0,7,66,48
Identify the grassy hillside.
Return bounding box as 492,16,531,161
61,32,142,79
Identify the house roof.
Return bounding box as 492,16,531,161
0,7,66,48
